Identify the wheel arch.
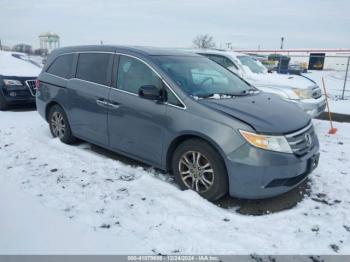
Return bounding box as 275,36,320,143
45,101,63,122
165,132,228,173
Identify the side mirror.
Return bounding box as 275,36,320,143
139,85,162,101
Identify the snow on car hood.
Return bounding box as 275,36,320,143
246,72,317,90
0,51,41,77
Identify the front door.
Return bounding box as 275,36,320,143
107,54,166,166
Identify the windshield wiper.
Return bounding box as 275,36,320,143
238,88,260,95
197,92,237,98
196,89,259,99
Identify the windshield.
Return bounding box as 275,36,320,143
153,56,253,98
237,56,266,74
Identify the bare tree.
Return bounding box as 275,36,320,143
192,34,216,49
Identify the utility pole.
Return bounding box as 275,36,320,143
341,56,350,100
100,40,103,45
0,39,2,51
280,37,285,49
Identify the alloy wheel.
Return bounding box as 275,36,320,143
178,151,215,193
51,111,66,138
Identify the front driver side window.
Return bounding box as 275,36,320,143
117,55,163,94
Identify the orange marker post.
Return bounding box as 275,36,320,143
322,77,337,134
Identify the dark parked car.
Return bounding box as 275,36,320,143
0,51,41,110
36,45,320,201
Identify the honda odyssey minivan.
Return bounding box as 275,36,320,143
36,45,320,201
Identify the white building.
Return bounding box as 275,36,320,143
39,32,60,53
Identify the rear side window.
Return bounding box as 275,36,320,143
76,53,112,85
47,54,74,79
202,54,238,70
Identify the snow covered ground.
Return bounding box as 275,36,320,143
0,110,349,255
303,70,349,115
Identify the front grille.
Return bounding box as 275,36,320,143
311,86,322,99
25,80,37,97
285,122,316,157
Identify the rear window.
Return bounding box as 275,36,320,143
76,53,112,85
47,54,74,79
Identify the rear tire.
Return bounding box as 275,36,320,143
48,105,76,144
172,139,228,201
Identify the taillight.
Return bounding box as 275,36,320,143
35,79,40,89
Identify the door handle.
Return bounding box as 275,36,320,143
96,99,108,107
108,102,120,109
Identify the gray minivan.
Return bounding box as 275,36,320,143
36,45,320,201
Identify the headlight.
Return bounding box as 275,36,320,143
239,130,292,154
3,79,23,86
292,88,313,99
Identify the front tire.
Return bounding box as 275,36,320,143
48,105,76,144
172,139,228,201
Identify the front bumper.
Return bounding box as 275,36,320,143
1,86,36,104
293,96,326,118
225,140,319,199
0,77,37,105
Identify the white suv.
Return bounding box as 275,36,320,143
192,49,326,118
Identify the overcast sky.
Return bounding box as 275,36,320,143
1,0,349,50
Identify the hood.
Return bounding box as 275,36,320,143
198,92,310,134
247,72,316,89
0,51,41,77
